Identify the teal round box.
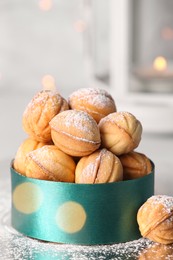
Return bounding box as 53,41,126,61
10,163,154,245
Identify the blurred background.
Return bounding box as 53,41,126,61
0,0,173,195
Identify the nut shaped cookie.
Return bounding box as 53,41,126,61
119,151,152,180
68,87,116,123
99,111,142,155
13,138,48,175
137,195,173,244
25,145,76,182
75,148,123,184
50,110,101,156
22,90,69,142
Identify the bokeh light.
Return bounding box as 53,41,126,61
153,56,167,71
39,0,53,11
41,74,56,90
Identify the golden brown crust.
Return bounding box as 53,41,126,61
50,110,101,156
25,145,76,182
75,148,123,184
13,138,48,175
98,111,142,155
137,195,173,244
22,90,69,142
68,88,116,123
119,151,152,180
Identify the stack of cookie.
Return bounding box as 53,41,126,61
13,87,152,184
